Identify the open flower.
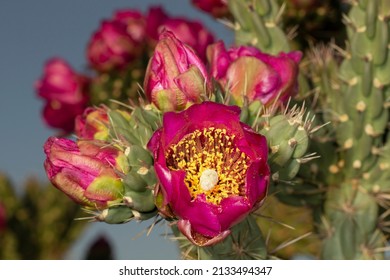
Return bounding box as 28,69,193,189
144,31,211,112
44,137,129,209
147,102,269,246
208,41,302,107
35,58,89,133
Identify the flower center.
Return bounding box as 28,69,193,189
166,127,250,205
199,169,218,191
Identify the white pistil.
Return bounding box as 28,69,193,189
199,169,219,191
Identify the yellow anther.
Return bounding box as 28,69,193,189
166,128,249,205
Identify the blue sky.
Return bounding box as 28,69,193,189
0,0,232,259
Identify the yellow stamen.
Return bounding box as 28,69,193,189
166,128,249,205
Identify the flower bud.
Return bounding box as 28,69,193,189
160,18,215,62
87,12,146,72
75,106,110,141
145,6,215,61
35,58,89,133
191,0,229,18
0,203,6,232
144,31,211,112
44,137,129,209
145,6,168,47
208,41,302,107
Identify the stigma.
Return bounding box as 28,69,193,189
200,169,219,191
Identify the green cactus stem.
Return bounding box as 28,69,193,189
0,173,87,259
309,0,390,259
84,104,162,224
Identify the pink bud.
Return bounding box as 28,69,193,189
44,137,129,209
144,31,211,112
87,12,146,72
191,0,229,18
145,6,169,46
0,203,6,232
35,58,89,133
208,41,302,107
145,6,215,61
75,106,110,141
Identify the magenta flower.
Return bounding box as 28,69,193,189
44,137,129,209
145,6,215,61
113,9,146,45
145,6,169,47
0,203,6,232
161,18,215,62
87,12,145,72
75,106,110,141
208,41,302,107
144,31,211,112
147,102,269,246
191,0,229,18
35,58,89,133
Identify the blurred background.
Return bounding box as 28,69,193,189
0,0,232,259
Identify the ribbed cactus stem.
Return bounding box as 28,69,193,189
340,1,389,175
318,0,390,259
321,182,387,259
82,105,162,225
228,0,290,54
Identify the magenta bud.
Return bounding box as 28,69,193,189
44,137,129,209
0,203,6,232
35,58,89,133
87,11,146,72
208,41,302,107
75,106,110,141
144,31,211,112
191,0,229,18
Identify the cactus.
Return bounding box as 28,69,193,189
0,173,87,259
227,0,390,259
89,61,147,108
305,0,390,259
90,104,162,224
35,0,390,260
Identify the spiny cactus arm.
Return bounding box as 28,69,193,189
0,176,88,259
83,105,161,225
329,0,390,178
89,60,147,107
228,0,290,54
321,181,387,260
319,0,390,259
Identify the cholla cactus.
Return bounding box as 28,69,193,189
35,0,390,260
0,173,87,259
